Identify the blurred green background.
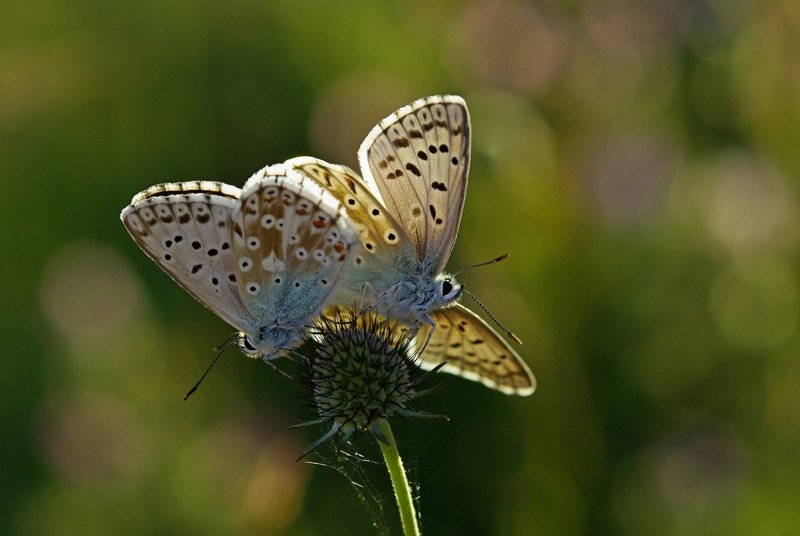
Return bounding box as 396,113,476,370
3,0,800,534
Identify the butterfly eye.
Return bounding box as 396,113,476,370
441,280,454,296
243,337,256,352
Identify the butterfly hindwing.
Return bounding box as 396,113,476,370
231,165,360,325
285,157,416,274
120,181,257,332
415,304,535,396
358,95,470,275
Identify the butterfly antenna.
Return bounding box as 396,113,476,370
451,253,509,277
461,288,523,345
184,333,240,400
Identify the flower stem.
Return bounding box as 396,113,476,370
375,418,421,536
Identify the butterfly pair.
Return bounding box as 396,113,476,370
120,96,535,396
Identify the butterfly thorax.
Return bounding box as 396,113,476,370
372,272,462,324
239,324,304,361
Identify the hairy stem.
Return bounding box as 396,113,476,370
375,418,421,536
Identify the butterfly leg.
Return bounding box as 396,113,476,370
357,283,369,314
363,280,406,316
413,313,437,354
264,356,297,380
357,281,382,315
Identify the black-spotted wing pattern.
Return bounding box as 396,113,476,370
121,181,256,332
121,166,359,359
415,304,535,396
358,95,470,275
231,165,359,324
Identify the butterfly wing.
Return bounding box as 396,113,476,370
230,164,360,326
285,157,417,275
120,181,257,332
415,304,535,396
358,95,470,275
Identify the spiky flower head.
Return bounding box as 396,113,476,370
295,307,444,457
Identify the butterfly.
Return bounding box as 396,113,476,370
120,163,360,361
285,95,535,395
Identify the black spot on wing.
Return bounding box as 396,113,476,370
405,163,421,177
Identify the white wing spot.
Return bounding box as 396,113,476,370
246,282,260,295
247,237,261,250
239,257,252,272
261,214,275,228
212,207,228,222
282,191,296,204
325,230,339,244
261,252,285,272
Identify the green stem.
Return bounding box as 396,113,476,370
375,418,421,536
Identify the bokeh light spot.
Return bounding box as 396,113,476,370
39,241,144,351
709,260,799,349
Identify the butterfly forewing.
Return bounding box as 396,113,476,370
358,95,470,275
231,165,360,325
120,181,256,332
415,304,535,396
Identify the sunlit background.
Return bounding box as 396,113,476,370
3,0,800,534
